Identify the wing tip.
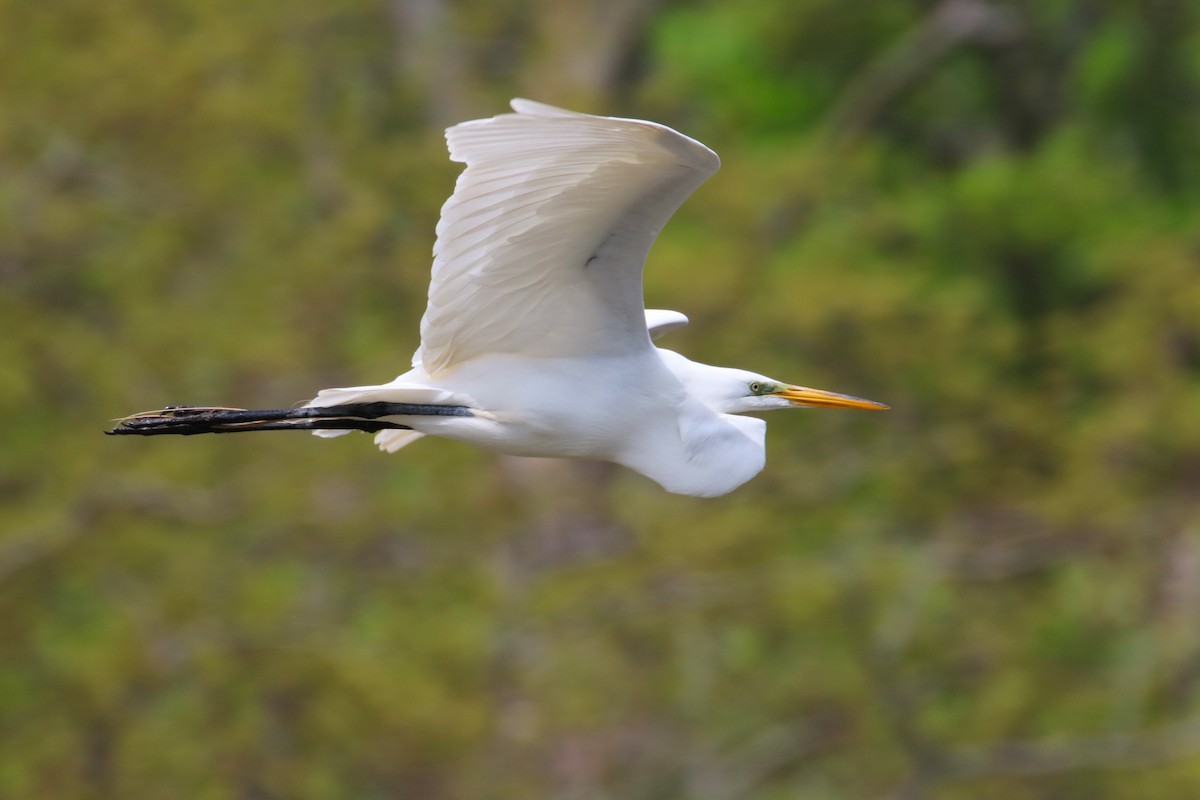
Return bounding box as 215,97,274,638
507,98,720,173
509,98,581,118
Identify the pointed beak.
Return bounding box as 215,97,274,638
773,386,889,411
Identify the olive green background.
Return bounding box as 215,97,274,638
3,1,1200,797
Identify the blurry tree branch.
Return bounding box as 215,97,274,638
873,532,1200,799
884,717,1200,798
943,716,1200,779
847,560,950,797
522,0,672,105
390,0,468,125
686,716,844,799
825,0,1022,142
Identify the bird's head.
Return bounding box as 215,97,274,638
659,350,888,416
721,373,889,415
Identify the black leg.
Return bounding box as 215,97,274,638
106,402,474,436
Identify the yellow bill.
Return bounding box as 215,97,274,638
774,386,890,410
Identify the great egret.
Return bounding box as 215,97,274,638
110,99,887,497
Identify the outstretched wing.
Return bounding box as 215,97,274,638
414,99,719,375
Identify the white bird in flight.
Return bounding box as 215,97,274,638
111,99,887,497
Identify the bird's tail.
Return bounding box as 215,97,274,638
372,429,426,452
310,425,425,452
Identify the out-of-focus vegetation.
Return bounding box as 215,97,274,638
3,0,1200,797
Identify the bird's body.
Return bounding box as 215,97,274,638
111,99,886,497
309,344,770,496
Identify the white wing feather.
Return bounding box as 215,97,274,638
644,309,689,340
415,99,719,374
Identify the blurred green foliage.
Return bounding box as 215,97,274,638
3,0,1200,797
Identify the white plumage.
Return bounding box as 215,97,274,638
306,99,886,497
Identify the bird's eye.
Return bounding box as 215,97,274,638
749,381,763,394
